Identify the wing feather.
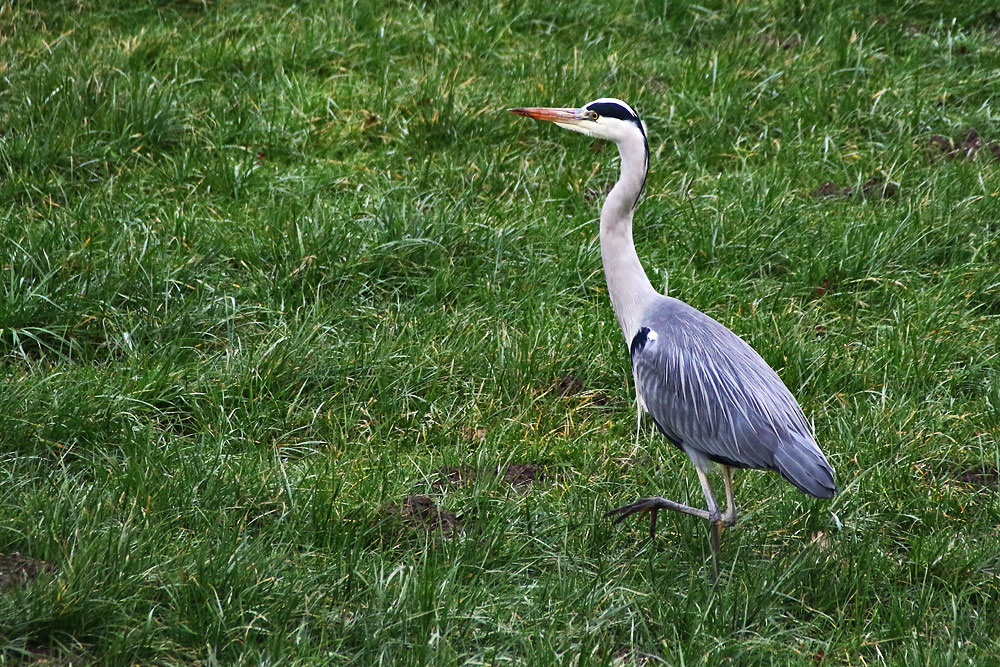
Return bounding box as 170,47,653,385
631,297,817,472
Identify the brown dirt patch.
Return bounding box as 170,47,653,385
811,181,851,198
0,552,54,590
956,466,999,489
388,495,459,535
503,463,542,488
811,177,898,200
431,464,478,490
557,374,586,396
552,374,613,406
859,177,898,200
432,463,544,490
927,128,1000,162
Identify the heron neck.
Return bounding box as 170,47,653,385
600,132,656,340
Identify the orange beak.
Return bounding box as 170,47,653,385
508,107,582,123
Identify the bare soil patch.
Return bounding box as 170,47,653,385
557,373,586,396
0,552,54,590
859,177,898,200
388,495,460,535
956,465,999,490
927,128,1000,162
432,463,544,490
503,463,541,488
552,374,613,405
431,464,477,490
812,181,851,198
812,177,898,200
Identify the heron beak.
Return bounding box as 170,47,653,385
508,107,584,124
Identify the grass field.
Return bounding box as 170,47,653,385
2,0,1000,664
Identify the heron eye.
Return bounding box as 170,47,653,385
587,110,599,121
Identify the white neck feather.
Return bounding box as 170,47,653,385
600,130,656,341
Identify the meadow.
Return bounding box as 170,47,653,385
1,0,999,664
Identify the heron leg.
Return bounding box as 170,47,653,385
719,465,738,527
605,497,711,538
633,392,646,450
694,466,723,577
634,402,642,447
694,466,721,522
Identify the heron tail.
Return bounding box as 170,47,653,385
774,436,837,499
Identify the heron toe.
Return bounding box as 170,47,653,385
605,498,656,523
605,496,713,535
604,498,659,537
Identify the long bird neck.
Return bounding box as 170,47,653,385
600,131,656,340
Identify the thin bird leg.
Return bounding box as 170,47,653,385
719,465,738,527
605,497,711,538
633,391,646,449
694,466,722,577
634,399,642,448
694,466,720,520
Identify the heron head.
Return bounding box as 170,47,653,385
509,97,646,144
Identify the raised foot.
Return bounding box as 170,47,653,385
605,496,712,538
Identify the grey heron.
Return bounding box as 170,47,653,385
510,99,837,561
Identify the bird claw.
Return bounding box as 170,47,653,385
605,496,712,537
605,498,663,536
605,498,655,522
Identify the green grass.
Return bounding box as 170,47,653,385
2,0,999,663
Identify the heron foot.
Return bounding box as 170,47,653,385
605,496,712,538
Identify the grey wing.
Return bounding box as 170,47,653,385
630,298,836,498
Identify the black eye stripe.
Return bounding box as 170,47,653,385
585,101,639,123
